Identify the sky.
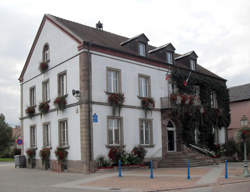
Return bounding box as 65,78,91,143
0,0,250,125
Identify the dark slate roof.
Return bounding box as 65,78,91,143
48,14,225,81
229,83,250,102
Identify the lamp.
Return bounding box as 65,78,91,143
240,115,248,128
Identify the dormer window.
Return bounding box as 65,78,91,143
167,52,173,64
43,44,50,62
138,42,146,57
190,59,196,70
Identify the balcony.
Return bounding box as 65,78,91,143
160,97,173,109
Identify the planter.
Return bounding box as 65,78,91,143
25,106,36,118
108,93,125,116
39,102,50,115
39,61,49,73
140,97,155,117
54,95,67,111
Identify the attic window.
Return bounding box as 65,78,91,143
190,59,196,70
43,44,50,62
167,52,173,64
138,42,146,56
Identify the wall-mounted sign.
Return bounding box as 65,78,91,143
16,139,23,145
93,113,98,123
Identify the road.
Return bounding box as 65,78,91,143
0,162,250,192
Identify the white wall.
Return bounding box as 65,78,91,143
91,53,170,159
22,19,81,161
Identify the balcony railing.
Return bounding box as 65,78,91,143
160,95,201,109
160,97,173,109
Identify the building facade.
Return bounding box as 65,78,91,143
19,14,228,172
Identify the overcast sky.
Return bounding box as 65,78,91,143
0,0,250,125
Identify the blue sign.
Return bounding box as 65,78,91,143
16,139,23,145
93,113,98,123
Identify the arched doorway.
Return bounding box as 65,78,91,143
166,120,176,152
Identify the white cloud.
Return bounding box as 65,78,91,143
0,0,250,124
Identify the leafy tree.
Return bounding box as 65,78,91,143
0,114,13,157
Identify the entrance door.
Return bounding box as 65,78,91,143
166,120,176,152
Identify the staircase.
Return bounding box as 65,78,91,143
158,150,216,168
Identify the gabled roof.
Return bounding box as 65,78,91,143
19,14,225,82
229,83,250,103
175,51,198,60
120,33,149,46
148,43,175,54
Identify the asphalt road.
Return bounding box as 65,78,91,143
1,162,250,192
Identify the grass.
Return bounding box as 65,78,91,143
0,158,14,162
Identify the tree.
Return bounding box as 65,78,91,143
0,114,13,157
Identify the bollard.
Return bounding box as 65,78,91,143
118,160,122,177
187,160,190,180
150,160,154,179
225,160,228,179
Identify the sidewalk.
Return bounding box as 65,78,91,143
55,163,250,192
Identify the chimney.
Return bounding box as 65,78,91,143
96,21,103,31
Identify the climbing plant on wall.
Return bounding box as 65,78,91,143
170,68,231,147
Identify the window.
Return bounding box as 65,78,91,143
43,123,51,147
138,42,146,56
139,75,151,97
193,85,200,96
30,87,36,106
107,117,122,145
58,72,67,96
210,91,218,108
139,119,153,145
43,44,50,62
190,60,196,70
59,120,68,147
107,68,121,93
42,80,50,102
166,52,173,64
30,125,36,148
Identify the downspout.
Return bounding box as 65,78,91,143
86,42,93,172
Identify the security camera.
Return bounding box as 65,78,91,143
72,89,80,97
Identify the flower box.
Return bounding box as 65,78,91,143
26,148,36,168
39,61,49,73
39,148,50,170
25,106,36,118
108,93,125,115
54,95,67,111
39,101,50,114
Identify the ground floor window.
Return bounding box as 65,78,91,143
30,125,36,148
43,123,51,147
139,119,153,145
107,117,122,145
59,120,68,147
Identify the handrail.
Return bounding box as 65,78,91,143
189,144,216,157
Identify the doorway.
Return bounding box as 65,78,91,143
166,120,176,152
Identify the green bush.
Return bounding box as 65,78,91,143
96,156,111,168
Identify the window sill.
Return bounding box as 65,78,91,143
137,96,152,100
105,144,125,149
57,145,70,149
30,147,37,150
139,144,155,148
42,146,52,149
105,91,122,95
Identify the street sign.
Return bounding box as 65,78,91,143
93,113,98,123
16,139,23,145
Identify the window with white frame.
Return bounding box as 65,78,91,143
139,119,153,145
190,59,196,70
43,123,51,147
42,80,50,102
139,75,150,97
43,44,50,62
166,52,173,64
58,72,67,96
30,87,36,106
59,120,68,147
107,68,120,93
138,42,146,56
30,126,36,148
107,117,121,145
210,91,218,108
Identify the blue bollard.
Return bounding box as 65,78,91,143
225,160,228,179
118,160,122,177
150,160,154,179
187,160,190,180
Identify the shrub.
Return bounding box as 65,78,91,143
221,139,238,157
108,147,123,165
26,148,36,164
96,156,111,168
55,147,68,162
131,146,147,163
39,148,50,164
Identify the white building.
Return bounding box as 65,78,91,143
19,14,227,172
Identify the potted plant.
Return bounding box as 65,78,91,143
108,147,123,165
39,148,50,170
39,61,49,73
54,95,67,111
25,106,36,118
141,97,155,117
108,93,125,116
39,101,50,115
26,148,36,168
55,147,68,171
131,146,147,164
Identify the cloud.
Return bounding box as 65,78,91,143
0,0,250,124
